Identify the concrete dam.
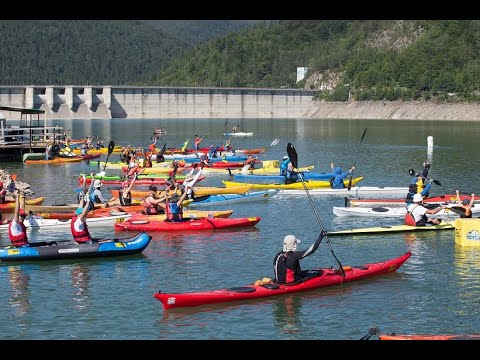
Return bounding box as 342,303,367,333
0,86,316,120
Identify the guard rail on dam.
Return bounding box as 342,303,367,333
0,86,317,120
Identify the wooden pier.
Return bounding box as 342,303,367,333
0,106,64,161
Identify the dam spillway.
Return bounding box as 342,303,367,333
0,86,316,119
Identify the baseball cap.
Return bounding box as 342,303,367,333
283,235,300,252
19,209,26,216
283,156,289,160
93,180,102,188
413,193,423,202
75,207,83,215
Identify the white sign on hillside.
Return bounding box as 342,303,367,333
297,67,308,82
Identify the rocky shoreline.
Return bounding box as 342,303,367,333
304,100,480,121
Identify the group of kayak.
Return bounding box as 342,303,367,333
7,135,474,340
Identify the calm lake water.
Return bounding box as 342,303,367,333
1,117,480,340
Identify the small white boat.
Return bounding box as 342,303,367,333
0,213,131,231
223,132,254,137
277,186,409,196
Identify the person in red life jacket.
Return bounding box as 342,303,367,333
142,185,167,215
144,151,153,168
8,190,29,247
71,197,93,244
455,190,475,218
273,230,327,284
165,189,189,222
405,193,444,226
149,134,158,153
119,172,139,207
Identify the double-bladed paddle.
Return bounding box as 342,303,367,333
347,128,367,190
287,142,346,278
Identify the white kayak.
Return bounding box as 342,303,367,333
0,213,131,231
276,186,409,196
332,205,477,218
223,132,253,137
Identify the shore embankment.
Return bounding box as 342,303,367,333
304,100,480,121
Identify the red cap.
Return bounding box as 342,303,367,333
19,209,26,216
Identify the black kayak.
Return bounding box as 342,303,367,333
0,232,151,261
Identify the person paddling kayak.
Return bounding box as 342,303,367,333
273,230,327,284
405,193,445,226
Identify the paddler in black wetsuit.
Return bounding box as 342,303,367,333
273,230,327,284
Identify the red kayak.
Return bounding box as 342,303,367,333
78,176,205,186
378,333,480,340
361,326,480,340
154,251,411,310
79,153,101,160
114,216,261,232
349,194,480,207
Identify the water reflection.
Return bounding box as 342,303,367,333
272,296,302,335
8,266,31,316
453,244,480,285
71,263,91,311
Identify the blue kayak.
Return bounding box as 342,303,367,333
186,190,278,207
233,172,334,182
0,232,151,261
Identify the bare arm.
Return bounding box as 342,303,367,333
13,190,21,223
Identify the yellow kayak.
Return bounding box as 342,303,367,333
222,177,364,189
109,185,254,199
71,149,104,156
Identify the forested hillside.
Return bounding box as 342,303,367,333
147,20,265,45
148,20,480,101
0,20,188,85
2,20,480,102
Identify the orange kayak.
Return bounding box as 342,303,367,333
25,157,83,164
0,197,46,213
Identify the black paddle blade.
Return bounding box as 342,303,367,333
286,143,298,169
159,143,167,156
107,140,115,155
432,179,442,186
347,175,353,191
360,127,368,142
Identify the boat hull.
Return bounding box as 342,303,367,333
0,232,151,261
154,252,411,309
277,186,408,196
223,177,364,189
114,216,261,232
349,194,480,206
328,222,455,236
